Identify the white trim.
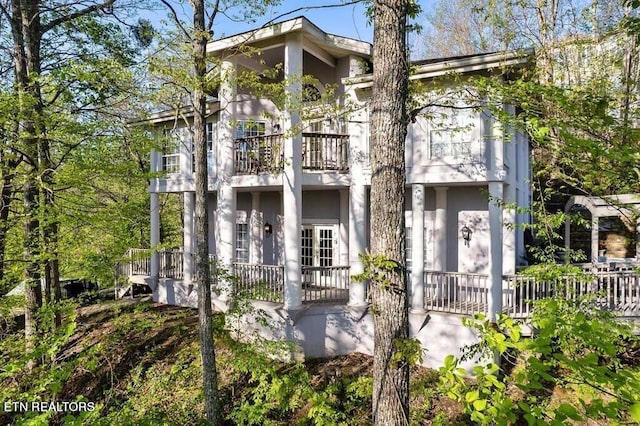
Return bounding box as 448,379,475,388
301,218,339,225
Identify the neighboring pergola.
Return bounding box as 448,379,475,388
565,194,640,262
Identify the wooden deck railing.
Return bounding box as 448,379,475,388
424,267,640,318
234,134,284,174
233,263,284,303
115,248,151,279
115,249,184,281
504,271,640,318
301,265,350,304
158,250,183,279
301,133,349,172
424,270,489,315
234,133,349,174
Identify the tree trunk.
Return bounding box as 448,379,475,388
12,0,45,364
0,172,16,285
370,1,410,425
189,1,220,424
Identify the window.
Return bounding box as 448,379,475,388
191,123,216,173
405,226,429,270
429,127,474,159
235,222,249,263
236,120,266,139
162,130,180,173
429,111,476,159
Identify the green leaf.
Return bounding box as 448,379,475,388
473,399,487,411
557,404,582,421
630,403,640,422
465,390,479,403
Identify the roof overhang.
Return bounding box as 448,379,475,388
207,16,372,59
128,101,221,126
345,50,533,90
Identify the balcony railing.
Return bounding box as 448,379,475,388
234,134,284,174
301,133,349,172
159,249,183,279
115,248,151,279
301,265,350,304
424,270,489,315
504,271,640,318
233,262,284,303
234,133,349,174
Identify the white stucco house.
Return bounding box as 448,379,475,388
122,17,536,367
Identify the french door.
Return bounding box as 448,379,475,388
301,225,337,285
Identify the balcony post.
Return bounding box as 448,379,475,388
282,32,303,310
250,192,263,264
434,187,448,272
339,189,349,266
349,184,367,306
183,191,195,284
503,182,516,275
411,184,425,312
591,216,599,263
488,181,504,322
216,58,237,302
150,192,160,283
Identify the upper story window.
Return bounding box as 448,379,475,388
236,120,266,139
429,111,476,159
162,129,180,174
192,122,216,173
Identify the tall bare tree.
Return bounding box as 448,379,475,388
370,0,410,424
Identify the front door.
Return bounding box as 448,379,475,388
301,225,337,285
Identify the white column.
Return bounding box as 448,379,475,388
564,214,571,261
411,184,425,312
349,184,367,306
150,192,160,282
592,216,599,262
339,189,349,266
216,58,237,301
183,192,195,284
434,187,448,272
487,182,504,323
503,183,516,275
282,33,303,310
216,186,236,301
250,192,263,264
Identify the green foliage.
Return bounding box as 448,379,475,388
392,337,424,368
440,296,640,424
352,252,403,292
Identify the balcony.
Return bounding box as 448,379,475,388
234,132,349,174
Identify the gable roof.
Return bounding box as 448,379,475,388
206,16,372,58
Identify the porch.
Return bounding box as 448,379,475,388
116,250,640,319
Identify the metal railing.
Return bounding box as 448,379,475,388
234,133,350,174
424,270,489,315
301,265,350,304
233,263,284,303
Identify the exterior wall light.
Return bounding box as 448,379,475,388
461,225,472,246
264,222,273,236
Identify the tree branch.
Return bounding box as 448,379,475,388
159,0,190,40
42,0,116,34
